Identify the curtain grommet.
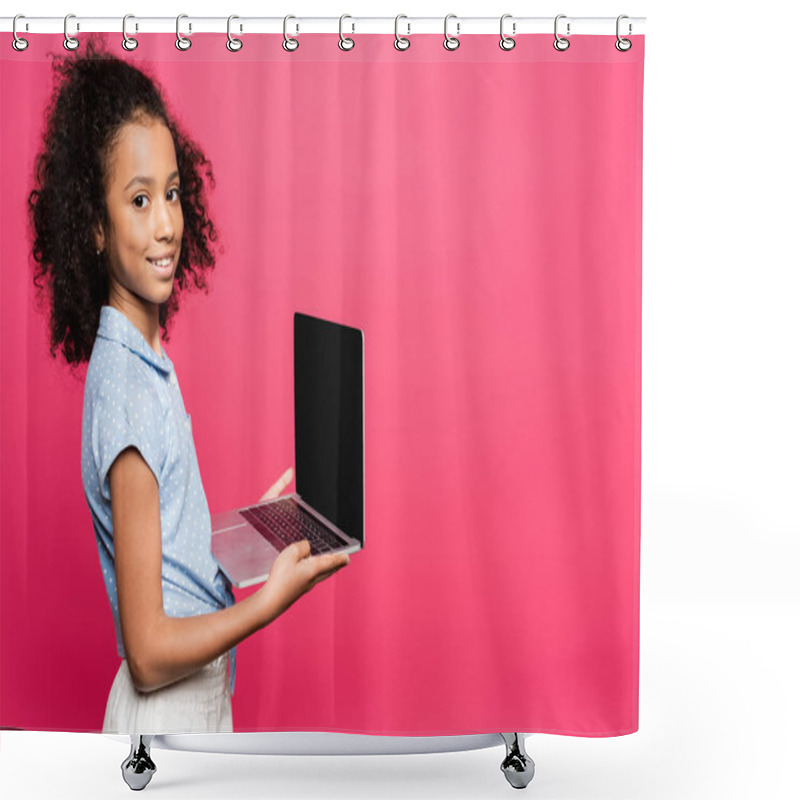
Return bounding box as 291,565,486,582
443,14,460,51
499,14,516,51
64,13,79,51
122,14,138,51
227,15,243,52
339,14,355,51
283,15,299,52
176,14,192,51
394,15,410,51
615,15,632,51
553,14,570,51
12,14,29,51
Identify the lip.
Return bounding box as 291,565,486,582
147,254,176,277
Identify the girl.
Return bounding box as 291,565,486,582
28,38,349,734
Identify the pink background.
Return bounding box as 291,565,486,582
0,33,643,735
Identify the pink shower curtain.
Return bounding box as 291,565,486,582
0,31,643,735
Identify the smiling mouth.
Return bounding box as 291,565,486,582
148,256,174,268
147,257,176,281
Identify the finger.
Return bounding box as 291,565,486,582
294,539,312,559
261,467,294,502
270,467,292,496
311,552,348,571
312,552,350,573
281,539,310,561
260,483,280,501
314,560,348,578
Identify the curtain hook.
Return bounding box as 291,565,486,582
615,15,632,52
339,14,355,51
553,14,570,51
122,14,138,51
64,13,79,51
283,14,299,51
176,14,192,51
443,13,460,51
12,14,29,51
394,14,410,51
227,15,243,52
499,14,516,51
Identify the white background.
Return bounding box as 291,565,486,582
2,1,798,798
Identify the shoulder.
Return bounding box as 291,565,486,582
83,337,170,496
85,336,164,417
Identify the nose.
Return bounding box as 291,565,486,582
154,196,178,241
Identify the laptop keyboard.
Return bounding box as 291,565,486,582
239,497,349,556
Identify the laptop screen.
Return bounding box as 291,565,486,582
294,313,364,545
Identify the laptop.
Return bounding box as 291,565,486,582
210,312,364,589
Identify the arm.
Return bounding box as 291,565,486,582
110,447,348,693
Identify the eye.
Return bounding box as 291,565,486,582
133,194,149,209
168,186,181,201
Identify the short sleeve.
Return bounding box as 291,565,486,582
92,373,166,503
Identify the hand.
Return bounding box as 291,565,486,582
254,540,350,626
259,467,293,503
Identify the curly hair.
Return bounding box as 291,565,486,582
28,36,221,369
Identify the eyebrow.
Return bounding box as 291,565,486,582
124,170,180,191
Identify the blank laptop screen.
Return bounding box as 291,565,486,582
294,313,364,546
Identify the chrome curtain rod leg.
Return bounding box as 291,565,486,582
500,732,535,789
121,734,157,790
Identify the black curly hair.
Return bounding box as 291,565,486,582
28,36,221,369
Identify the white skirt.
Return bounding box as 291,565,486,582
102,652,233,734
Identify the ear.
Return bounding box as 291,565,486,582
93,223,105,254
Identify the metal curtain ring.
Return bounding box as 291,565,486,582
176,14,191,51
616,14,632,51
227,15,243,51
339,14,355,51
64,13,79,51
283,15,299,51
394,14,410,51
12,14,29,51
553,14,570,51
443,13,460,51
499,14,515,51
122,14,138,51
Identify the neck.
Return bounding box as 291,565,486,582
107,292,163,358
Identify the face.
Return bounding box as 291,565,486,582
95,116,183,316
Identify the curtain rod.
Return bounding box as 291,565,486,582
2,16,646,37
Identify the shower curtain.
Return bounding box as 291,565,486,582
0,30,644,736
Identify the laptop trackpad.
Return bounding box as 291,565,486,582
211,522,278,588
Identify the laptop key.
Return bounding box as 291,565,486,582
240,499,347,556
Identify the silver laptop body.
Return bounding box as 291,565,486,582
210,494,362,589
210,313,364,589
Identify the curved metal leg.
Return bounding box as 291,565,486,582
121,735,157,791
500,733,535,789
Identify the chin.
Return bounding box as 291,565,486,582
149,288,174,308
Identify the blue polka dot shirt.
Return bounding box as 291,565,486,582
81,305,237,696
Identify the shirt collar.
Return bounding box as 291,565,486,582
96,305,174,376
